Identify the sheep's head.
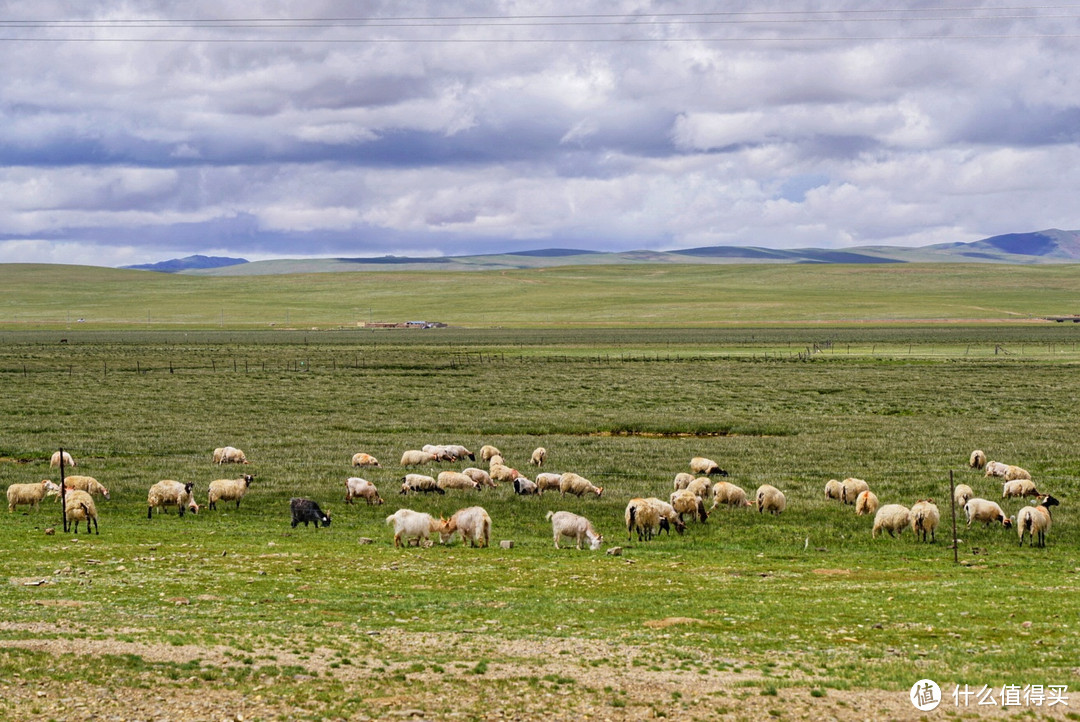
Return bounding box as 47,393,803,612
587,533,603,551
241,474,254,486
671,516,687,534
1039,494,1060,509
42,480,61,498
320,512,331,527
594,486,604,498
1002,516,1014,528
717,468,729,477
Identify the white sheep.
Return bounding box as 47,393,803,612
710,481,752,510
386,508,442,548
1002,479,1040,499
547,510,603,550
983,460,1010,479
756,484,786,515
50,450,75,468
1004,464,1032,481
643,498,686,535
351,452,380,467
689,457,727,476
558,472,603,498
963,498,1013,529
479,445,501,462
345,477,383,505
422,444,457,462
872,504,910,539
489,463,520,484
969,449,987,469
401,449,438,466
147,480,198,519
1017,494,1059,548
824,479,843,501
512,476,540,495
669,489,708,523
910,499,940,543
438,506,491,547
854,489,880,516
840,478,869,505
400,474,443,495
686,477,712,501
62,475,111,500
953,483,975,508
487,454,506,469
625,498,664,541
672,472,695,491
214,446,249,464
462,467,495,488
64,489,99,534
443,444,475,461
530,447,547,466
7,480,61,512
437,471,481,492
535,472,562,493
207,474,254,510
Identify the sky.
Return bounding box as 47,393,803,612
2,1,1080,266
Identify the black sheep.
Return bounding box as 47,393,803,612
290,497,331,528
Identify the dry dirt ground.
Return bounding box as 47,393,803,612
1,620,1073,722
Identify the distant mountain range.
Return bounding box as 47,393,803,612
131,230,1080,276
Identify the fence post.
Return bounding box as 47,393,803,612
59,448,68,533
950,470,958,564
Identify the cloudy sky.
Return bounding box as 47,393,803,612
2,2,1079,266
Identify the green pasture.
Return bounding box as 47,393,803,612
2,325,1079,719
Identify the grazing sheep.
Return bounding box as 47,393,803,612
1017,494,1059,548
530,447,547,466
489,463,520,484
7,480,61,512
855,490,880,516
386,508,442,548
207,474,254,510
443,444,475,461
672,472,696,491
487,454,506,469
756,484,786,515
686,477,712,501
710,481,752,510
546,510,603,550
625,498,667,541
438,506,491,547
437,471,481,492
462,467,495,489
64,489,98,534
535,472,562,493
1004,464,1032,481
963,498,1013,528
512,476,540,495
643,498,686,535
146,480,197,519
689,457,728,476
983,460,1010,479
840,478,869,505
50,450,75,468
345,477,383,505
824,479,843,501
214,446,249,465
351,452,381,468
479,445,501,462
872,504,910,539
401,449,438,467
62,475,111,500
400,474,444,495
669,489,708,523
954,483,975,508
1002,479,1040,499
290,498,331,529
422,444,457,462
558,472,603,498
910,499,940,543
969,450,987,469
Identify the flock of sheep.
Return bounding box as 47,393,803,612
4,444,1062,550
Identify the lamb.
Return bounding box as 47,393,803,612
983,460,1010,479
558,472,603,498
422,444,457,462
479,445,501,462
644,498,687,535
689,457,728,476
1002,479,1040,499
963,498,1013,528
686,477,712,501
625,498,668,541
351,452,380,467
535,472,562,493
207,474,254,510
64,489,98,534
910,499,940,543
953,483,975,508
672,472,695,491
401,449,438,467
512,476,540,495
824,479,843,501
840,478,869,505
756,484,786,515
530,447,547,466
400,474,444,495
969,449,987,469
462,468,495,489
709,481,752,510
290,498,331,529
146,480,197,519
214,446,249,464
7,480,61,512
489,463,520,484
1017,494,1059,548
345,477,383,505
438,506,491,547
437,471,481,492
62,475,111,500
386,508,442,548
50,450,75,468
854,489,880,516
669,489,708,523
546,510,603,550
872,504,910,539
